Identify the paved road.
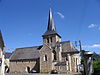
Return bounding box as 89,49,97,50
5,73,82,75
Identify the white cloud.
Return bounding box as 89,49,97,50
88,24,97,28
83,44,100,48
88,24,100,31
57,12,64,19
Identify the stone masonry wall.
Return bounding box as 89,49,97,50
40,45,53,73
10,60,39,73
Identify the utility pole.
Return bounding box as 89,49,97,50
75,40,83,56
79,40,82,51
79,40,84,58
79,40,86,75
75,40,82,51
75,40,85,74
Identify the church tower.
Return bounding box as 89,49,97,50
42,8,61,47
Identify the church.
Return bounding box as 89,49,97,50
9,9,81,74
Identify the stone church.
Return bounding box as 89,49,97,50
9,9,81,73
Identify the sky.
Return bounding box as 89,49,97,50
0,0,100,54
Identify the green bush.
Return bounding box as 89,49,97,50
93,60,100,70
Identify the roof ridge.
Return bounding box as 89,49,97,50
16,45,43,50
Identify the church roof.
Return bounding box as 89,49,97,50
0,30,5,50
55,61,66,66
60,41,78,53
10,46,42,61
43,8,61,38
10,41,78,61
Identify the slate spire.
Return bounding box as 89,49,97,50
0,30,4,50
43,8,61,38
47,8,56,31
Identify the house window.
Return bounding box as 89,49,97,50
53,50,57,61
44,55,47,61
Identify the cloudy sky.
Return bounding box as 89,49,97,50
0,0,100,54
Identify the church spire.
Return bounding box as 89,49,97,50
43,8,61,38
42,8,61,46
47,8,56,31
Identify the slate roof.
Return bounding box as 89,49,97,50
10,41,78,61
60,41,78,53
10,46,42,61
55,61,66,66
43,30,61,38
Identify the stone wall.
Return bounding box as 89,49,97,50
10,59,39,73
55,53,81,74
5,59,10,67
70,53,80,73
43,35,61,47
40,45,53,73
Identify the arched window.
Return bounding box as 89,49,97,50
26,66,30,73
44,55,47,61
53,50,57,60
65,57,68,61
